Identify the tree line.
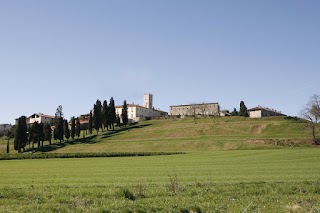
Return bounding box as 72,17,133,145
12,97,129,153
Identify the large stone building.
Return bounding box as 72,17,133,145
248,106,285,118
170,102,220,116
116,93,168,122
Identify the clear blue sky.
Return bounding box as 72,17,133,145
1,0,319,124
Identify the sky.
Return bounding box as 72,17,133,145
0,0,319,124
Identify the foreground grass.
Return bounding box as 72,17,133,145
1,149,320,212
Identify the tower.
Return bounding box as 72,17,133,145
144,93,153,109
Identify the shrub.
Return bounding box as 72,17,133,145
121,188,135,201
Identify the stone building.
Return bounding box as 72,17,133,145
248,106,285,118
116,93,168,122
170,102,220,116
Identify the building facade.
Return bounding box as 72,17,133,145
16,113,55,125
248,106,285,118
170,103,220,116
116,93,168,122
28,113,55,125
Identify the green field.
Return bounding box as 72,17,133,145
0,117,319,212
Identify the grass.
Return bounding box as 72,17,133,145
0,149,320,212
0,117,319,212
43,116,318,153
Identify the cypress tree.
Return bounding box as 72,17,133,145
116,114,121,127
239,101,249,117
39,123,45,147
93,99,103,134
76,117,81,138
109,97,116,130
55,105,64,143
102,100,109,131
56,117,64,143
64,119,70,141
14,116,28,153
88,111,93,135
122,100,128,126
44,123,52,145
71,117,75,140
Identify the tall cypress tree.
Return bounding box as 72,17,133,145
44,123,52,145
88,111,93,135
14,116,28,153
56,117,64,143
116,114,121,127
76,117,81,138
55,105,64,143
71,117,75,140
93,99,103,134
102,100,109,131
109,97,116,130
239,101,249,117
122,100,128,126
64,119,70,141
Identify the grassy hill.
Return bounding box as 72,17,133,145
1,116,317,154
49,116,317,153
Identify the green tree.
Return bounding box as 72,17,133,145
239,101,249,117
14,116,28,153
122,100,128,126
44,123,52,145
76,117,81,138
70,117,75,140
102,100,109,131
64,119,70,141
56,117,64,143
231,108,239,116
39,123,45,147
116,114,121,127
88,111,93,135
93,99,103,134
109,97,116,130
54,105,64,143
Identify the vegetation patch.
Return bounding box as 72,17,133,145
0,152,184,161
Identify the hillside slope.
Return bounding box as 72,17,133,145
43,116,317,153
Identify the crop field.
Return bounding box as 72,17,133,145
1,149,320,212
0,117,319,212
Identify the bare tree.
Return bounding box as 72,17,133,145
300,94,320,145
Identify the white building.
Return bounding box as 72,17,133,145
116,93,168,122
16,113,55,125
248,106,285,118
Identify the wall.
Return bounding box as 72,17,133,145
249,110,262,118
170,103,220,116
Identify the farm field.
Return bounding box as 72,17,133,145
1,149,320,212
0,117,319,212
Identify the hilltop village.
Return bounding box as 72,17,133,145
0,93,285,136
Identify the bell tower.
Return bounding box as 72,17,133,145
144,93,153,109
